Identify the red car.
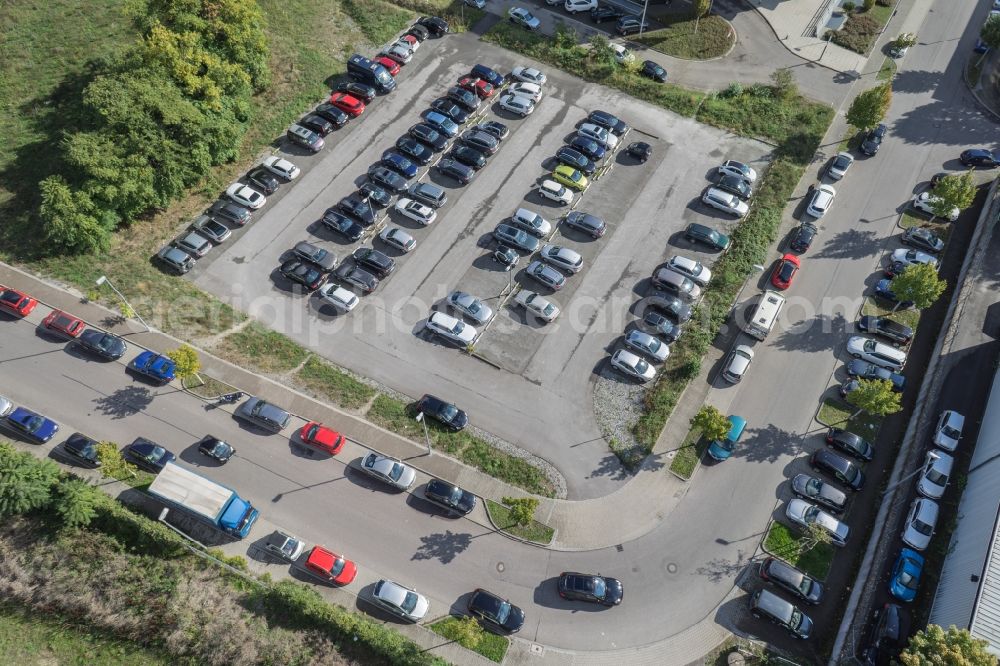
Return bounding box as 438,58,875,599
329,92,365,118
305,546,357,585
398,34,419,50
299,421,345,455
0,286,37,317
41,310,85,338
457,76,495,99
374,56,401,77
770,253,800,290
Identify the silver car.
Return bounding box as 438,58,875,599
0,395,14,418
358,453,416,490
539,244,583,273
235,397,291,433
785,499,849,547
262,156,300,180
379,227,417,253
525,261,565,290
192,215,232,243
901,497,938,551
371,579,429,622
447,291,493,324
174,231,212,258
623,330,669,362
513,290,560,322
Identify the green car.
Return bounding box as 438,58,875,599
684,223,730,251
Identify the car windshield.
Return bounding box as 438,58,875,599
925,468,947,485
898,568,918,589
779,263,796,280
24,416,43,433
542,304,555,316
331,557,345,576
96,334,116,351
647,337,661,352
280,538,297,557
149,445,165,460
450,321,466,335
401,591,419,613
496,600,511,623
389,462,404,481
440,404,458,420
914,518,933,536
634,358,649,374
833,155,851,168
942,425,961,438
804,506,819,524
805,477,822,496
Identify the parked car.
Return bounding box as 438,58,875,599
423,479,477,516
447,290,493,324
623,329,669,363
396,136,434,165
367,166,408,193
538,180,574,205
508,7,541,30
552,165,588,191
280,259,326,290
610,349,656,382
891,248,938,270
718,159,758,183
570,136,606,161
210,200,252,226
416,15,449,36
421,110,460,138
912,191,960,221
76,329,127,360
152,247,189,272
379,227,417,253
508,82,542,104
304,545,357,585
806,184,836,218
826,428,874,461
856,315,913,345
460,130,499,155
917,450,954,499
511,66,546,84
565,0,598,12
810,448,864,490
294,240,338,271
888,549,924,603
235,397,292,433
259,156,298,180
380,151,419,179
299,114,335,137
901,227,945,253
6,407,59,444
359,453,416,490
494,224,540,253
336,80,376,103
41,309,84,339
313,103,349,128
557,572,623,606
468,588,525,633
197,435,236,463
436,158,475,184
263,530,306,562
591,5,625,22
556,147,596,176
846,336,907,371
317,284,359,312
860,603,908,665
352,247,395,278
789,222,818,253
578,123,619,149
450,145,488,170
540,244,583,273
408,182,448,208
447,85,482,110
174,231,212,258
960,148,999,168
322,209,364,241
379,41,412,65
588,109,630,134
124,437,174,472
640,60,668,82
642,312,682,342
475,120,510,141
846,359,906,391
666,255,712,286
192,215,232,243
525,260,566,290
513,290,560,322
714,173,752,200
721,345,754,383
334,263,379,293
409,123,448,151
901,497,938,550
770,253,800,290
226,183,266,209
510,208,552,238
287,124,324,152
616,15,650,36
932,410,964,451
63,432,102,467
684,223,730,251
470,64,505,87
785,499,849,546
430,99,470,124
860,123,887,156
702,187,749,217
644,294,692,323
417,394,468,431
749,588,813,639
873,278,914,309
759,557,823,605
129,350,176,384
827,151,854,180
372,579,430,622
426,311,477,345
627,141,652,162
299,421,345,455
706,415,747,461
373,56,401,77
791,474,848,514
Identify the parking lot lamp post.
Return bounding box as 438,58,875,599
881,451,938,496
415,411,433,456
640,0,649,37
95,275,150,332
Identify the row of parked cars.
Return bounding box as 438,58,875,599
511,1,652,36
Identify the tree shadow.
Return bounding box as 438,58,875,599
771,312,849,353
92,385,154,419
411,530,474,564
694,552,754,585
811,228,880,260
731,423,801,464
586,452,632,481
887,69,941,95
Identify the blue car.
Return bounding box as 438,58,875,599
707,415,747,461
129,350,176,384
874,279,914,308
420,110,460,138
570,136,606,161
379,153,419,180
471,63,505,88
974,37,990,54
6,407,59,444
889,548,924,602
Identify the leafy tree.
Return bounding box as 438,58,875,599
928,172,976,222
846,379,901,417
771,68,798,100
899,624,995,666
690,405,731,442
168,344,202,383
38,176,114,254
96,441,142,481
981,15,1000,53
692,0,711,19
588,33,617,69
894,32,917,49
892,263,947,310
501,497,539,527
863,0,876,10
846,83,892,131
446,615,484,649
802,522,832,550
0,443,60,516
55,478,102,528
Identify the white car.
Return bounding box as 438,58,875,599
513,290,560,322
447,290,493,324
578,123,619,149
380,42,412,64
499,94,535,117
891,248,938,270
623,330,669,362
539,244,583,273
917,450,954,499
611,43,635,64
666,255,712,286
226,183,266,209
785,499,849,547
721,344,754,383
565,0,597,12
371,579,429,622
912,192,960,222
510,208,552,237
262,156,300,180
192,215,232,243
932,410,964,452
537,179,573,205
426,311,478,345
359,453,416,490
702,187,749,218
508,82,542,103
379,227,417,253
610,349,656,382
395,198,437,226
826,152,854,180
317,284,359,312
511,66,546,85
846,336,907,371
806,184,836,218
0,395,14,417
718,159,758,183
901,497,938,551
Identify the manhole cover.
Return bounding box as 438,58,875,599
530,644,544,655
666,562,678,574
497,561,505,573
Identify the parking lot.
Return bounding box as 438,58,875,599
191,31,769,498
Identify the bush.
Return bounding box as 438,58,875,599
842,1,856,10
88,498,188,558
830,14,882,53
863,0,876,10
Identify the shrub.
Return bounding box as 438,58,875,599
863,0,876,10
830,14,882,53
842,1,856,10
88,498,188,557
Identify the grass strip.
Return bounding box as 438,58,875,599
294,356,376,410
342,0,415,45
668,427,705,480
485,499,554,544
213,322,310,374
763,521,835,580
816,398,883,437
429,617,509,662
633,15,734,60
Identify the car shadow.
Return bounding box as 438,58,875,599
405,492,460,519
306,221,360,246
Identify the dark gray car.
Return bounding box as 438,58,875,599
493,224,540,254
294,241,338,271
563,211,607,238
210,200,252,226
235,397,291,433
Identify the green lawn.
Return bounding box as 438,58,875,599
861,297,922,333
816,398,882,437
213,323,310,375
429,617,509,663
633,15,734,60
485,499,554,544
876,56,897,81
669,427,706,480
295,356,376,410
182,375,238,399
763,522,835,580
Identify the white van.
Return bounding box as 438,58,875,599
744,290,785,341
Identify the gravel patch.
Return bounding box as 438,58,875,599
593,366,649,467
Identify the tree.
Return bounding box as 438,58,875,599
587,33,617,69
802,522,832,550
38,176,114,254
446,615,484,649
863,0,876,10
168,343,202,384
899,625,995,666
892,263,947,310
691,0,711,19
893,32,917,49
0,443,60,516
980,15,1000,65
501,497,539,527
96,441,142,481
55,478,102,528
690,405,731,442
846,379,901,418
846,83,892,131
771,68,798,100
929,172,976,222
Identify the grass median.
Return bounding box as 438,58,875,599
294,356,376,410
668,427,705,480
633,15,734,60
816,398,882,436
485,499,554,544
763,522,835,580
430,616,508,662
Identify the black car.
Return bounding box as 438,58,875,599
556,147,597,176
124,437,175,473
409,123,449,151
406,23,430,42
616,15,650,36
460,130,499,156
640,60,668,82
322,209,364,241
590,4,625,22
334,263,379,293
644,295,692,323
860,123,887,156
789,222,818,253
627,141,652,163
396,136,434,165
197,435,235,463
247,168,279,195
588,110,629,136
417,15,449,36
436,158,475,184
446,86,480,112
468,589,525,633
75,329,127,361
860,603,908,666
450,145,488,170
684,222,730,251
493,245,519,270
423,478,477,515
857,315,913,345
563,211,607,238
337,197,376,226
883,260,909,279
63,432,101,467
759,557,824,605
810,448,864,490
826,428,874,461
417,394,468,430
210,200,252,226
352,247,395,278
641,312,682,342
357,182,391,208
475,120,510,141
299,114,335,136
367,166,408,193
336,80,376,103
570,136,606,161
314,103,350,128
715,174,752,200
959,148,999,168
280,259,326,290
430,98,470,124
557,572,623,606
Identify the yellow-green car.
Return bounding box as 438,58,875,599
552,165,589,192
